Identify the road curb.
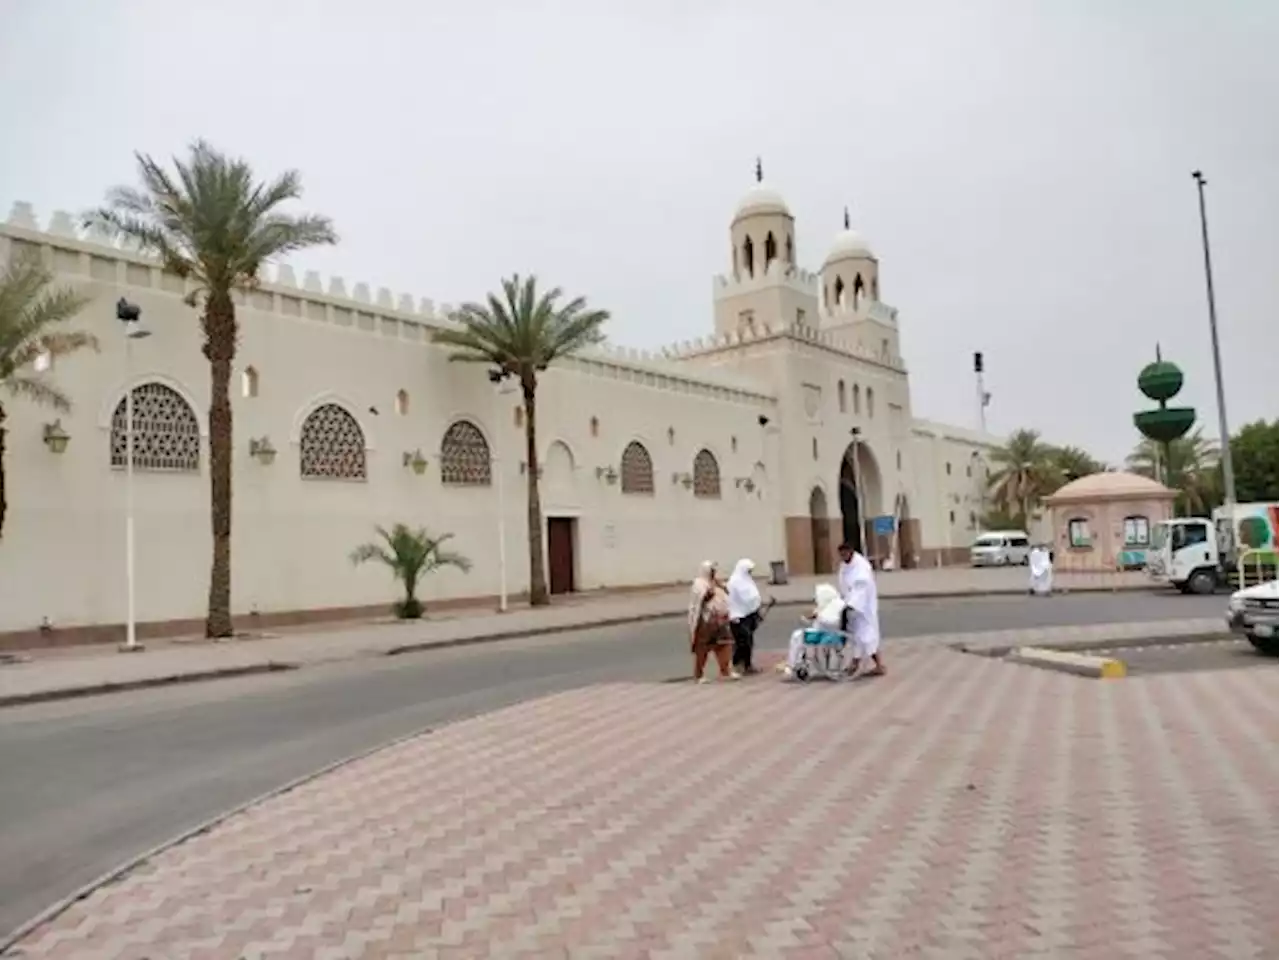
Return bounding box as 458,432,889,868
0,662,296,710
0,717,446,955
383,583,1153,657
0,583,1159,707
955,630,1228,659
1007,646,1128,679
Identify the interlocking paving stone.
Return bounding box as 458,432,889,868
7,642,1277,959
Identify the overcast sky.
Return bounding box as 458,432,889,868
2,0,1275,464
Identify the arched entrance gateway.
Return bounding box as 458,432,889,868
838,440,883,560
808,486,831,575
896,492,918,569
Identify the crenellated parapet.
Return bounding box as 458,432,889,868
818,298,899,327
3,201,773,404
711,257,819,299
658,315,906,372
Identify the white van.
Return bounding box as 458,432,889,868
970,531,1032,567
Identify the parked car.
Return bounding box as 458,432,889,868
1226,579,1278,656
970,531,1032,567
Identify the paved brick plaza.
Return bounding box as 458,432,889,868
10,644,1278,959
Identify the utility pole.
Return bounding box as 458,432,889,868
1191,170,1236,506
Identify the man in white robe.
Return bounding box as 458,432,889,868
837,542,886,677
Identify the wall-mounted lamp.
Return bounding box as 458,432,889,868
672,471,693,489
595,465,618,485
42,420,70,454
248,437,277,465
735,477,756,494
402,449,428,475
519,460,544,478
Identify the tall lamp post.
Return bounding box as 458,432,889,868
848,426,865,554
488,369,516,612
1191,170,1236,507
117,298,150,652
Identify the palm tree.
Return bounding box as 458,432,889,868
1127,429,1218,515
0,252,98,538
88,141,337,637
1048,445,1107,486
986,428,1057,526
433,275,609,606
350,525,472,619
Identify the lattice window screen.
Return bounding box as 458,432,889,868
109,383,201,472
299,403,367,480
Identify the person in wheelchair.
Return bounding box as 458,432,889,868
780,583,847,680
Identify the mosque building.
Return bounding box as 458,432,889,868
0,169,1000,638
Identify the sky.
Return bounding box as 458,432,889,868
1,0,1275,465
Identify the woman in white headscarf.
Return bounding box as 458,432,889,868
782,583,846,677
688,561,739,683
727,558,764,674
1028,543,1053,597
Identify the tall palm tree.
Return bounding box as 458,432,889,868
0,252,98,539
433,275,609,606
1127,428,1218,515
986,427,1057,525
87,141,337,637
1048,445,1107,486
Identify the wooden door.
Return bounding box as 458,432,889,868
547,517,576,595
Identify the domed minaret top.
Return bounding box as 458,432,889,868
823,206,875,265
731,157,792,224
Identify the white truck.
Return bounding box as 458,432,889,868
1145,501,1279,595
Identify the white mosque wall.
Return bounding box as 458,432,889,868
0,211,780,633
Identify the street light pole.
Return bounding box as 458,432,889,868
116,298,150,652
1191,170,1236,507
489,370,516,612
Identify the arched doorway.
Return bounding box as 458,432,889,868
809,486,831,575
896,492,918,569
839,456,863,553
839,441,883,558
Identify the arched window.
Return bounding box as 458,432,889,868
853,274,865,310
241,366,259,399
692,449,721,499
852,384,861,415
764,232,777,270
785,234,794,265
395,389,409,415
439,420,492,486
837,380,847,414
867,388,875,417
833,275,845,307
620,441,654,495
110,382,201,472
742,235,754,277
299,403,367,480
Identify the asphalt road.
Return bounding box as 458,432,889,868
0,591,1223,940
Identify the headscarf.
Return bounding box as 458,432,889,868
726,558,762,620
689,561,716,637
814,583,845,629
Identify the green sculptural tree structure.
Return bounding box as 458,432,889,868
1133,347,1196,499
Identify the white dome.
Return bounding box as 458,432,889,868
733,183,791,221
824,228,874,264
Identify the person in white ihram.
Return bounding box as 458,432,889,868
837,542,886,678
1028,543,1054,597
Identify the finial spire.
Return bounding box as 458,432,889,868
755,157,762,183
1156,342,1163,362
843,206,850,230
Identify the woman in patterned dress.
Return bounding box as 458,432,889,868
688,561,740,683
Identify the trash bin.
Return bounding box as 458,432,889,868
769,560,788,585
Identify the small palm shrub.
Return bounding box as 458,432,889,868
349,525,472,619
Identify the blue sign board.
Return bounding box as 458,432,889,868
872,515,896,536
